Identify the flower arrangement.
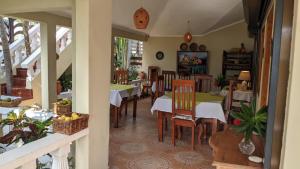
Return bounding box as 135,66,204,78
231,101,268,142
231,100,267,155
215,74,226,89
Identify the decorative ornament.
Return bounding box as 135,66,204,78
199,44,207,51
155,51,164,60
189,42,198,51
184,20,192,42
184,32,192,43
180,43,188,51
133,7,150,29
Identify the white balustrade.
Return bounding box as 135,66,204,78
0,128,88,169
21,27,72,89
0,24,40,80
51,144,70,169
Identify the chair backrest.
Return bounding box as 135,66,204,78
155,75,165,98
162,70,176,91
178,73,191,80
228,80,238,110
148,66,159,85
172,80,196,119
194,74,213,92
114,68,129,84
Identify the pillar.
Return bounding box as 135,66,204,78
40,22,57,109
74,0,111,168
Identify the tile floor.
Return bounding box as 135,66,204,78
109,97,215,169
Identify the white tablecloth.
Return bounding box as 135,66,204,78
151,95,226,123
58,91,72,99
233,90,253,102
110,85,141,107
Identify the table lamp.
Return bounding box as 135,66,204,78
238,71,251,90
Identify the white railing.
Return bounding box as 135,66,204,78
0,128,88,169
0,24,40,82
21,27,72,89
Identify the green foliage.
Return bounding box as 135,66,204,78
231,100,268,142
215,74,226,89
128,66,139,81
0,110,52,145
114,37,128,68
59,73,72,91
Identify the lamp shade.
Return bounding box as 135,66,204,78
238,71,251,81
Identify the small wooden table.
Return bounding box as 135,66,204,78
110,84,140,128
209,129,264,169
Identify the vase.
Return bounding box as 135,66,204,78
239,138,255,155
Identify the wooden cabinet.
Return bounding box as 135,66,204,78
222,51,253,80
209,129,264,169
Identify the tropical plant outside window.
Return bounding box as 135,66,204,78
114,37,143,80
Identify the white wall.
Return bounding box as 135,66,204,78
142,22,254,77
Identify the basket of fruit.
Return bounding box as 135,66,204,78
0,97,22,107
53,99,72,115
53,112,89,135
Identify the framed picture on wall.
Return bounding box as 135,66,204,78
177,51,208,75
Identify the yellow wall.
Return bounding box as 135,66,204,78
142,22,254,77
280,0,300,168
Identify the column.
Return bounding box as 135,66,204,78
40,22,57,109
74,0,111,169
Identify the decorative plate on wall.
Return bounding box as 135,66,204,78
156,51,164,60
189,42,198,51
180,43,188,51
199,44,207,51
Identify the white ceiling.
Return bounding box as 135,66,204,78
112,0,244,36
47,0,245,37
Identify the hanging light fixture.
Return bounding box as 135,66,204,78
184,20,192,43
133,0,150,29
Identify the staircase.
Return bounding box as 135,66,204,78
0,24,72,101
1,68,33,99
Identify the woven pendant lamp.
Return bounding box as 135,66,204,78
134,7,150,29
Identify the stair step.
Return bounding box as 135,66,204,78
1,84,33,100
12,88,33,100
16,68,28,78
1,83,7,95
13,77,27,88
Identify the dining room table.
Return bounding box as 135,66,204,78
110,84,141,128
151,91,226,142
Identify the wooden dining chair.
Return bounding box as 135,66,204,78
178,73,191,80
171,79,201,150
194,74,213,92
114,68,129,85
151,75,164,104
113,68,129,115
162,70,176,91
142,66,159,97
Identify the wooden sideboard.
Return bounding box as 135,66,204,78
209,129,264,169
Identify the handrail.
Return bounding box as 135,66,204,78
0,24,40,61
20,27,70,68
0,128,88,169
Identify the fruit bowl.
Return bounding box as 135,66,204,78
53,112,89,135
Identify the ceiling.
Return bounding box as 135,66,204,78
112,0,245,36
47,0,245,37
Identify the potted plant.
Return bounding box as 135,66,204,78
231,100,267,155
215,74,226,89
0,110,53,168
0,110,53,145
